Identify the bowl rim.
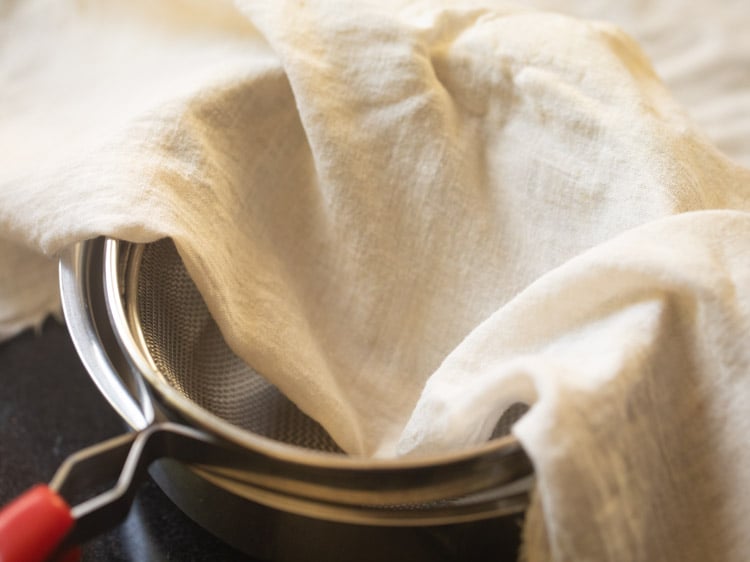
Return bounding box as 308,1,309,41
60,236,533,524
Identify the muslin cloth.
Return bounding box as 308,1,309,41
2,1,749,560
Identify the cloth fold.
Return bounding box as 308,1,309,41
2,1,749,560
402,210,750,560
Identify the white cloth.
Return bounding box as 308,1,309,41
1,1,749,560
531,0,750,169
401,211,750,561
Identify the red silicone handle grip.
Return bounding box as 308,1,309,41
0,484,76,562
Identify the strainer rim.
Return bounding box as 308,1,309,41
103,237,530,472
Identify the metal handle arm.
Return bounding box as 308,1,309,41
50,422,226,548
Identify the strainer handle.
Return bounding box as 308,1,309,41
0,422,227,561
0,484,79,562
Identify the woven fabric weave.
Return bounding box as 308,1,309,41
1,1,749,560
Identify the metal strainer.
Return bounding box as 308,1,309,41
0,236,533,560
104,237,533,519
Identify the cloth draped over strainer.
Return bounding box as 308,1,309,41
1,1,750,561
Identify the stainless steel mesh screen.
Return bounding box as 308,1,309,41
135,238,343,452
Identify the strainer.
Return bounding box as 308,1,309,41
0,237,533,561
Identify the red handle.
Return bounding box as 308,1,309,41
0,485,78,562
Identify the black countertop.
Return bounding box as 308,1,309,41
0,320,522,561
0,320,259,561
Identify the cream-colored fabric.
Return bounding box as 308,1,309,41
401,211,750,560
2,1,749,560
532,0,750,169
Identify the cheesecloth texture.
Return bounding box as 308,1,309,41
1,1,749,560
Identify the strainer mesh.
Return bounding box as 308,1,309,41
135,239,342,452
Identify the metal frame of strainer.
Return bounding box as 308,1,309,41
59,237,533,528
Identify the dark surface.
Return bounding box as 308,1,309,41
0,320,258,561
0,319,523,561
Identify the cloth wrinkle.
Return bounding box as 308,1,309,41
2,1,750,560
